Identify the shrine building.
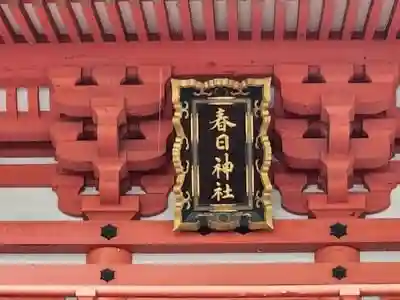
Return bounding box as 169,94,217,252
0,0,398,298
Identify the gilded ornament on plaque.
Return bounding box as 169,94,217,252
171,78,273,232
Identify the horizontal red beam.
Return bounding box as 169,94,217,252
0,118,52,142
0,42,398,74
0,284,398,298
0,219,399,253
0,263,399,285
0,165,55,187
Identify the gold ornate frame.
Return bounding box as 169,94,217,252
171,78,273,231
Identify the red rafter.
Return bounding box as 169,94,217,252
0,0,394,43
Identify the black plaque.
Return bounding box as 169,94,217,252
171,78,273,231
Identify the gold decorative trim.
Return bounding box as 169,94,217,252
171,78,273,231
248,77,273,231
171,79,197,231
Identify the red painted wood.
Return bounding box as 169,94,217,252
79,0,102,41
202,0,215,40
0,0,394,43
0,0,398,295
274,0,285,40
364,0,383,40
9,3,36,43
55,0,80,42
297,0,309,39
33,2,58,42
0,263,399,285
104,0,125,42
153,0,169,40
227,0,238,40
130,0,147,41
26,86,39,116
0,219,397,253
0,42,397,68
5,86,17,118
388,0,400,40
0,165,55,186
319,0,334,39
342,0,360,40
251,0,262,40
0,8,13,43
179,0,192,41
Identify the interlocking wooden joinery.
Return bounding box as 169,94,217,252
0,0,399,298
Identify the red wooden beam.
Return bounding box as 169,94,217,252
342,0,360,40
0,284,397,297
364,0,383,40
319,0,335,39
0,219,399,253
388,0,400,40
55,0,80,42
104,0,125,42
79,0,102,42
129,0,147,41
227,0,238,41
32,1,58,43
179,0,192,41
5,86,17,118
0,263,399,285
153,0,169,41
0,118,51,142
0,0,395,42
297,0,309,40
0,165,55,187
202,0,215,40
0,5,14,43
0,42,398,71
251,0,262,40
26,86,40,116
8,3,36,43
274,0,285,40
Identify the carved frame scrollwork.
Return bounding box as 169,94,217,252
171,78,273,231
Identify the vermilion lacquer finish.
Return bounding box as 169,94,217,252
0,0,400,299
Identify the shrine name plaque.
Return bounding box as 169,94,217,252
171,78,273,232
